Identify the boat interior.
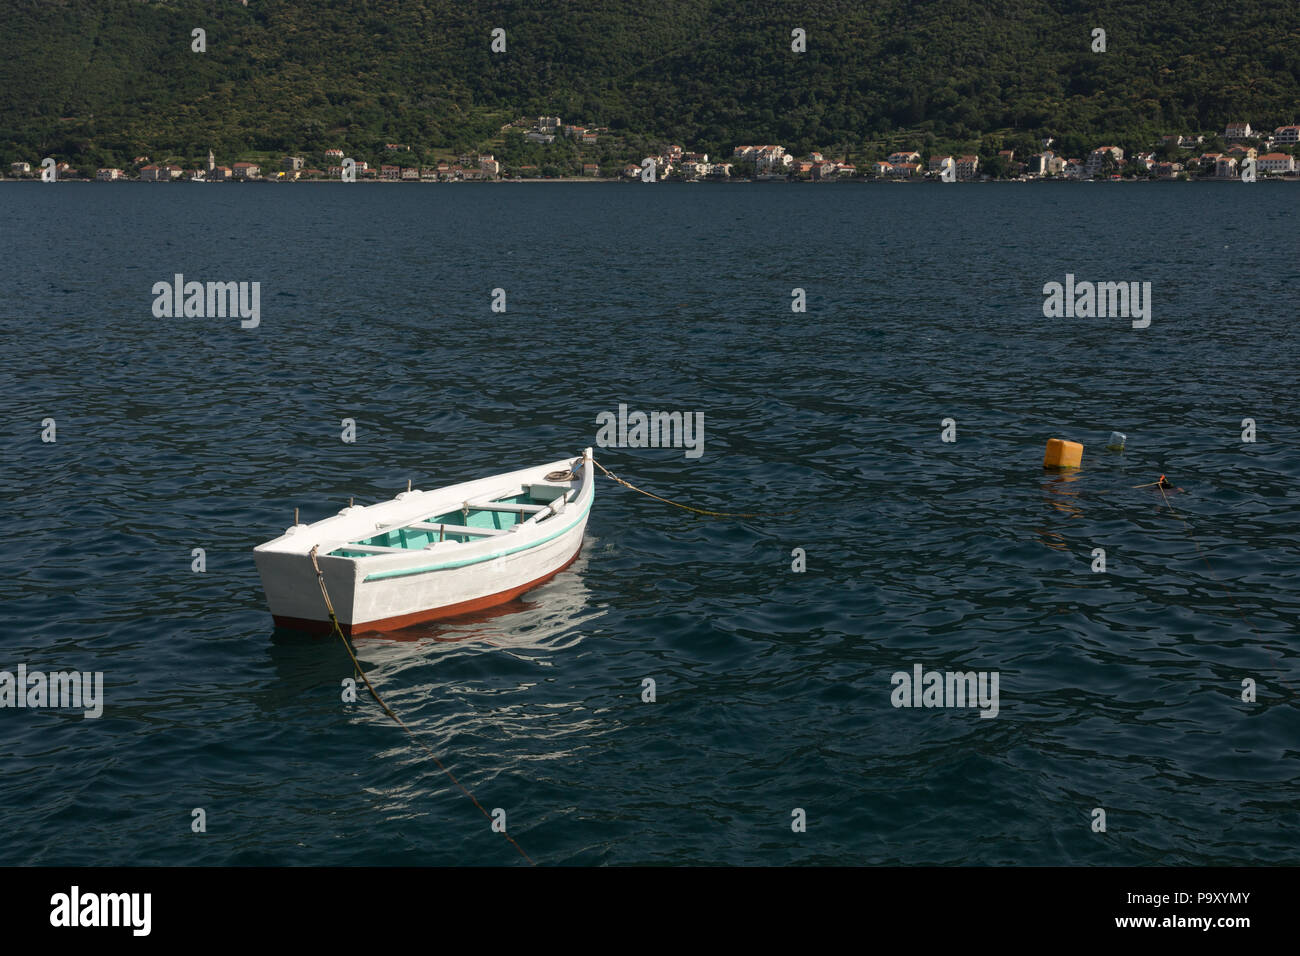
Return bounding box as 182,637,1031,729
329,481,576,558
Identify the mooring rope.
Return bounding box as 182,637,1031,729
590,456,801,517
308,545,535,864
1149,485,1294,701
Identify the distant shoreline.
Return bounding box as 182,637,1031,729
3,176,1296,185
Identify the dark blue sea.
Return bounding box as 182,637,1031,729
2,181,1297,865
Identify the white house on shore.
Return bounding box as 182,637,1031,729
1086,146,1124,176
734,144,791,173
1028,151,1066,176
1258,152,1296,173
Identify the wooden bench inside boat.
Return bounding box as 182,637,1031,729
327,483,577,557
411,521,508,538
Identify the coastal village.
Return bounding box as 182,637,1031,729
6,116,1298,183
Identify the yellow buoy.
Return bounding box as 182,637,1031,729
1044,438,1083,469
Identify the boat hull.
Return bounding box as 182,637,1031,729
254,451,594,636
269,540,585,636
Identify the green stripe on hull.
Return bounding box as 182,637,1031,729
361,493,593,582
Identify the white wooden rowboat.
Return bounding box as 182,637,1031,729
254,448,594,635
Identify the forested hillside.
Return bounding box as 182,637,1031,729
1,0,1296,167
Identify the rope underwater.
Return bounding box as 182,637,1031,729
308,545,535,865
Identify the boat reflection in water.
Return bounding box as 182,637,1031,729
341,545,613,827
349,545,602,660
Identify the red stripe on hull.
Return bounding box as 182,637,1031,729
272,544,584,638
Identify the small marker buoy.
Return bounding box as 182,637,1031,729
1044,438,1083,469
294,507,299,525
349,496,354,508
1106,431,1126,451
407,479,412,492
1135,474,1181,492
